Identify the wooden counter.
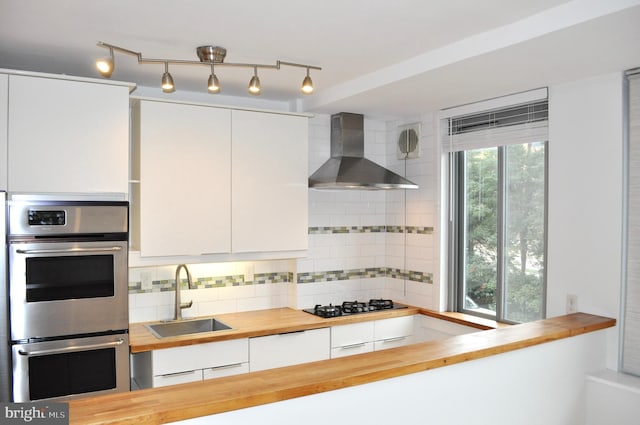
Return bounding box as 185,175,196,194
129,306,420,352
69,312,615,425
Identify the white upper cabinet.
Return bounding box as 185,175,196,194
132,100,309,261
135,100,232,257
7,75,130,195
0,74,7,191
231,110,308,253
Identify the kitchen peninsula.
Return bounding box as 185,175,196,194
68,311,614,425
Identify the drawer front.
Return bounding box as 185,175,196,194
374,336,412,351
249,327,330,372
374,316,414,341
203,362,249,380
153,338,248,375
330,341,374,358
153,369,202,387
331,322,374,348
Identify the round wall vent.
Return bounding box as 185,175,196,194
397,123,420,159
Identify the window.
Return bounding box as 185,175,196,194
622,68,640,375
446,96,548,323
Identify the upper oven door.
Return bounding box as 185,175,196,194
9,239,129,340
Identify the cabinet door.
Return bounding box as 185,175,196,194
231,110,308,253
138,100,231,256
249,328,329,372
0,74,7,191
7,75,129,194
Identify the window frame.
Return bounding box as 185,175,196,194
449,142,548,324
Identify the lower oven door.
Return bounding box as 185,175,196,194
12,333,130,402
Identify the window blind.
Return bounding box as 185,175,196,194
442,98,549,152
622,68,640,375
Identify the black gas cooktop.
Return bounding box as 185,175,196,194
303,299,407,318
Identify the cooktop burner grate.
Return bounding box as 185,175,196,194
303,299,406,318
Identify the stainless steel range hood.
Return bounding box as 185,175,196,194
308,113,418,190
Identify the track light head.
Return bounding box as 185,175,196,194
161,62,175,93
96,47,114,78
208,64,220,93
248,67,261,95
301,68,313,94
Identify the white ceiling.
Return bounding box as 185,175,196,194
1,0,639,118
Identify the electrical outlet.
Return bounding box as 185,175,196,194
141,271,153,291
566,294,578,314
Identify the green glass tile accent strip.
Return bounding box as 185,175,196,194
297,267,386,284
130,273,247,294
308,226,386,234
297,267,432,284
309,226,433,235
385,226,404,234
130,266,431,293
193,274,245,288
254,272,292,284
406,226,434,234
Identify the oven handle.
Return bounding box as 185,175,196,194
15,246,123,254
17,338,126,356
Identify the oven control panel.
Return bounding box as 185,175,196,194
8,200,128,237
28,209,66,226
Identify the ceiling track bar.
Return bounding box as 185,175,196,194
97,41,321,72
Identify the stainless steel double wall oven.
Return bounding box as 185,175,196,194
7,199,130,402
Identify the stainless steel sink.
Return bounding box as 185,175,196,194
146,318,232,338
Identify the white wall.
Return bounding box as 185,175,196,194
546,72,624,370
384,113,439,309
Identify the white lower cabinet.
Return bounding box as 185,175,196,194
374,315,414,350
131,316,417,389
330,316,415,358
249,328,330,372
330,321,375,358
131,338,249,389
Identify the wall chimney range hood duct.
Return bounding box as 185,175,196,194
308,113,418,190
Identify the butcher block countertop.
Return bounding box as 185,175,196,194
129,305,421,352
70,312,614,425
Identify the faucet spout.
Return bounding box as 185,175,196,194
174,264,194,321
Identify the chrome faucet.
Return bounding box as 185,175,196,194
174,264,194,321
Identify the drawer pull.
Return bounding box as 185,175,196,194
159,370,198,378
208,363,243,371
340,342,367,349
380,336,408,343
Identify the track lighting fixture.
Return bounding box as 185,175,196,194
161,62,175,93
95,41,321,96
96,46,114,78
301,67,314,94
248,66,261,95
207,63,220,94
